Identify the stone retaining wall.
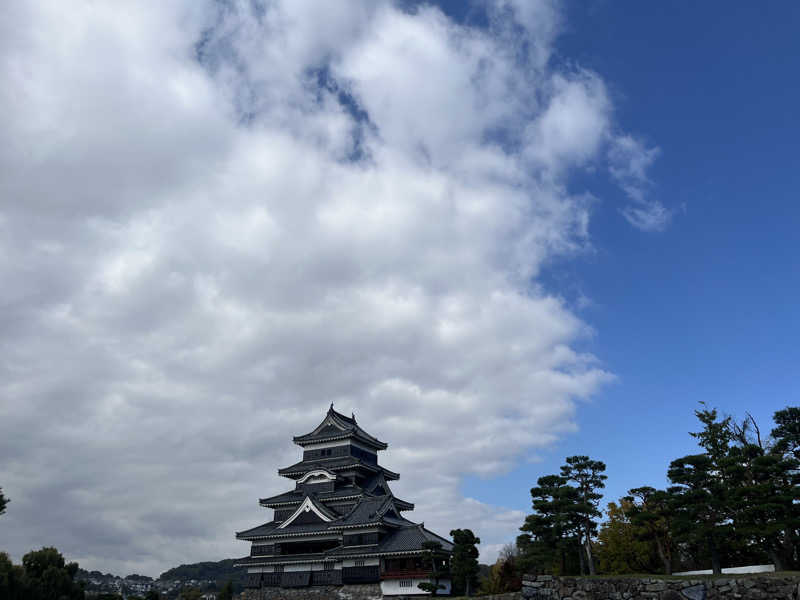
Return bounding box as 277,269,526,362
241,583,382,600
521,573,800,599
239,576,800,600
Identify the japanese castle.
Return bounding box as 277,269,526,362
236,406,453,595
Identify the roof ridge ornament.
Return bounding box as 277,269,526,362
277,494,335,529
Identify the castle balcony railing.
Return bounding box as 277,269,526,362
262,573,282,587
245,572,283,588
250,545,273,556
312,570,342,585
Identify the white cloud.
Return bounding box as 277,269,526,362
0,0,650,575
608,134,670,231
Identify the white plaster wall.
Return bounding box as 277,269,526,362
302,441,350,451
249,563,344,573
303,439,378,453
381,578,451,596
342,558,379,567
674,564,775,576
264,534,341,542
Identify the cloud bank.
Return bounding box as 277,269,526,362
1,0,660,574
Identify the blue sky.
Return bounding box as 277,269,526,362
462,0,800,515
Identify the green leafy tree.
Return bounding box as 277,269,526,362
17,547,85,600
0,487,8,516
480,546,521,594
595,500,655,574
417,541,446,596
560,455,607,575
449,529,480,596
218,580,234,600
144,591,162,600
0,552,28,600
179,588,202,600
624,486,676,575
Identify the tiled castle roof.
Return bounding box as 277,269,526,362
236,407,451,563
277,457,399,480
292,405,387,449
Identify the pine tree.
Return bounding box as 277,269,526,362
668,406,735,575
449,529,480,596
772,407,800,460
417,541,446,596
726,408,800,570
560,456,607,575
518,474,583,575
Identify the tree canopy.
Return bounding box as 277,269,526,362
518,456,606,576
514,405,799,577
450,528,481,596
417,541,447,596
0,547,85,600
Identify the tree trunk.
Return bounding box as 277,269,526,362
465,579,471,597
709,536,721,575
783,528,798,569
577,540,586,575
429,553,439,595
654,536,672,575
767,545,785,572
584,524,596,575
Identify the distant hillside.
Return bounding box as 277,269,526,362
159,558,246,586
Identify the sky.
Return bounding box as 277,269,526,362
1,0,798,577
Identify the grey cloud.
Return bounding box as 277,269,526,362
1,0,650,575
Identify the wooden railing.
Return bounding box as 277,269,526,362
281,572,311,588
341,565,381,584
381,569,432,579
262,573,281,587
250,545,273,556
312,570,342,585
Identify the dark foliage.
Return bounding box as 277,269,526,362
518,456,606,576
0,547,85,600
518,405,800,576
450,528,481,595
417,541,447,595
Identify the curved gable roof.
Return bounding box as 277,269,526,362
293,405,387,450
278,494,339,529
